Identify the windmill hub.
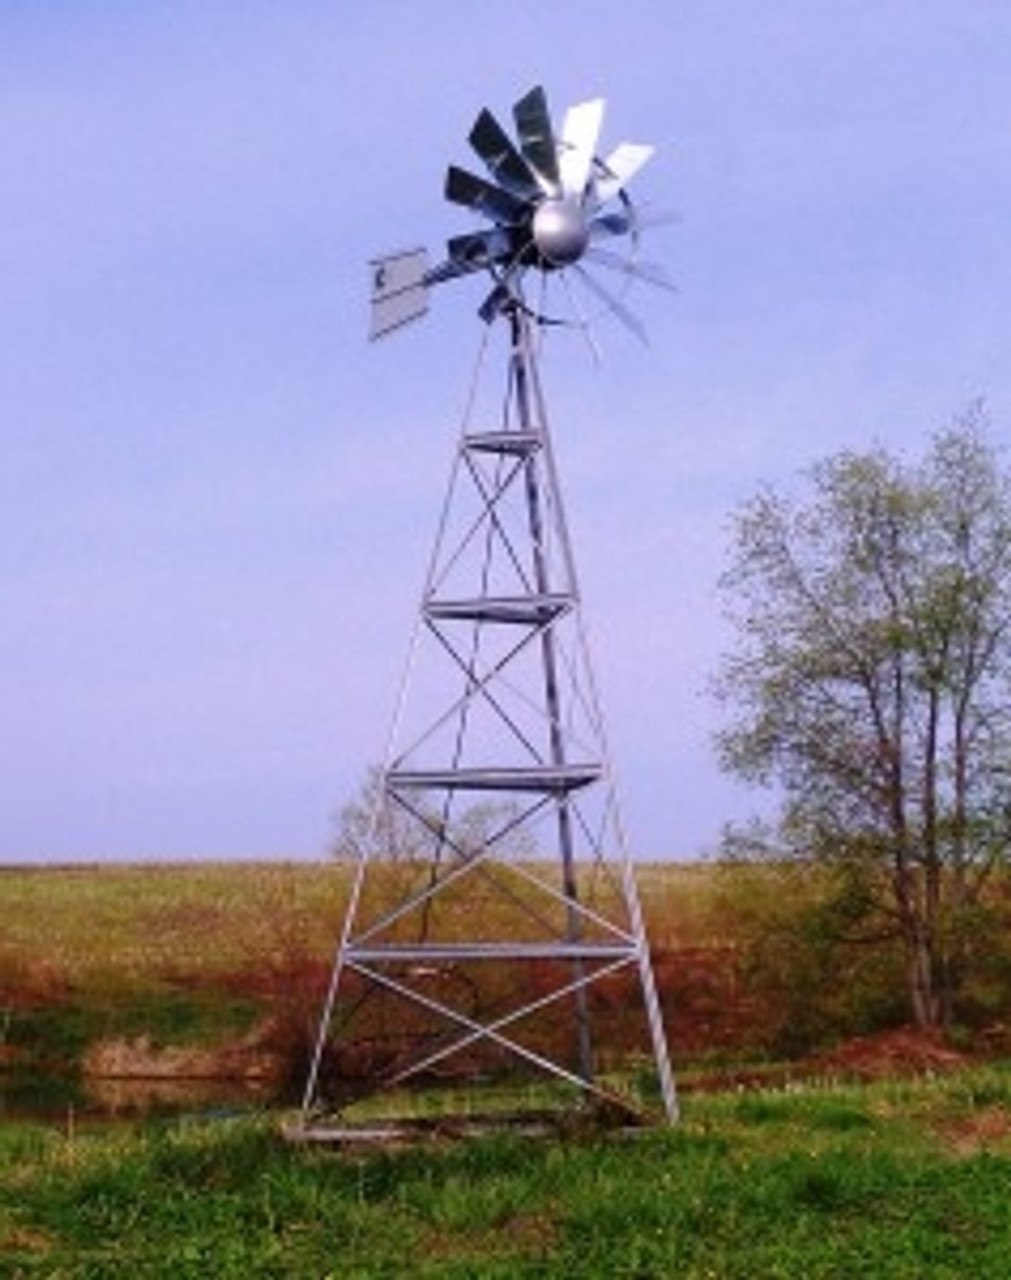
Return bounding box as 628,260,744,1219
531,196,589,267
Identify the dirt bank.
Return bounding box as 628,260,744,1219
80,1018,287,1087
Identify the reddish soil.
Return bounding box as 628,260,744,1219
659,944,993,1093
943,1105,1011,1156
678,1027,977,1095
655,944,764,1058
7,937,1001,1099
812,1026,971,1080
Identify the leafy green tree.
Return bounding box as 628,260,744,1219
716,408,1011,1028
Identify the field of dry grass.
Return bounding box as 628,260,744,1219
2,860,746,1106
2,862,348,986
5,859,1008,1108
1,860,724,988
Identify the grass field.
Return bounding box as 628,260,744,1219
3,1068,1011,1276
5,859,1011,1125
1,860,732,1088
5,862,1011,1274
0,860,721,984
1,862,349,984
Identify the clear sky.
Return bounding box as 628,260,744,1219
3,2,1009,862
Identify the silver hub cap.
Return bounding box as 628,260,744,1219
531,197,590,266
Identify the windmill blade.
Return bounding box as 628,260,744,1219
513,86,559,191
633,207,681,230
469,108,540,198
594,142,654,204
424,255,485,286
558,98,605,198
584,245,678,292
573,262,648,345
478,253,530,324
447,226,517,271
589,209,635,238
589,206,680,239
556,266,604,365
366,88,672,340
445,165,528,223
478,278,517,324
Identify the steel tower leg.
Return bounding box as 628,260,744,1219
509,306,594,1088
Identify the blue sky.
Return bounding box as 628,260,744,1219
2,2,1009,861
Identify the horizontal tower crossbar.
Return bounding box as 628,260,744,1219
464,430,542,456
424,593,571,624
347,942,637,963
388,764,602,793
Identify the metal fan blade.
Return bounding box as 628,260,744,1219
633,207,681,230
589,210,634,238
594,142,654,204
573,262,649,345
424,256,484,286
469,108,540,198
584,245,677,292
558,97,605,198
478,248,532,322
445,165,528,223
557,266,604,365
513,85,559,191
478,279,515,324
447,226,517,270
589,207,680,239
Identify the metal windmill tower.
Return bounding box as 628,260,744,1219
301,86,678,1135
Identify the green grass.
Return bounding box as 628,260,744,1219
3,1068,1011,1277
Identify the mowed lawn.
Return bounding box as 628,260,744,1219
3,1068,1011,1277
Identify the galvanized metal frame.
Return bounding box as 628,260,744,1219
300,298,677,1133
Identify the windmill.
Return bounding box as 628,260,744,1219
300,86,677,1136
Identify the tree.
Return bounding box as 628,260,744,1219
333,766,537,864
716,407,1011,1029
